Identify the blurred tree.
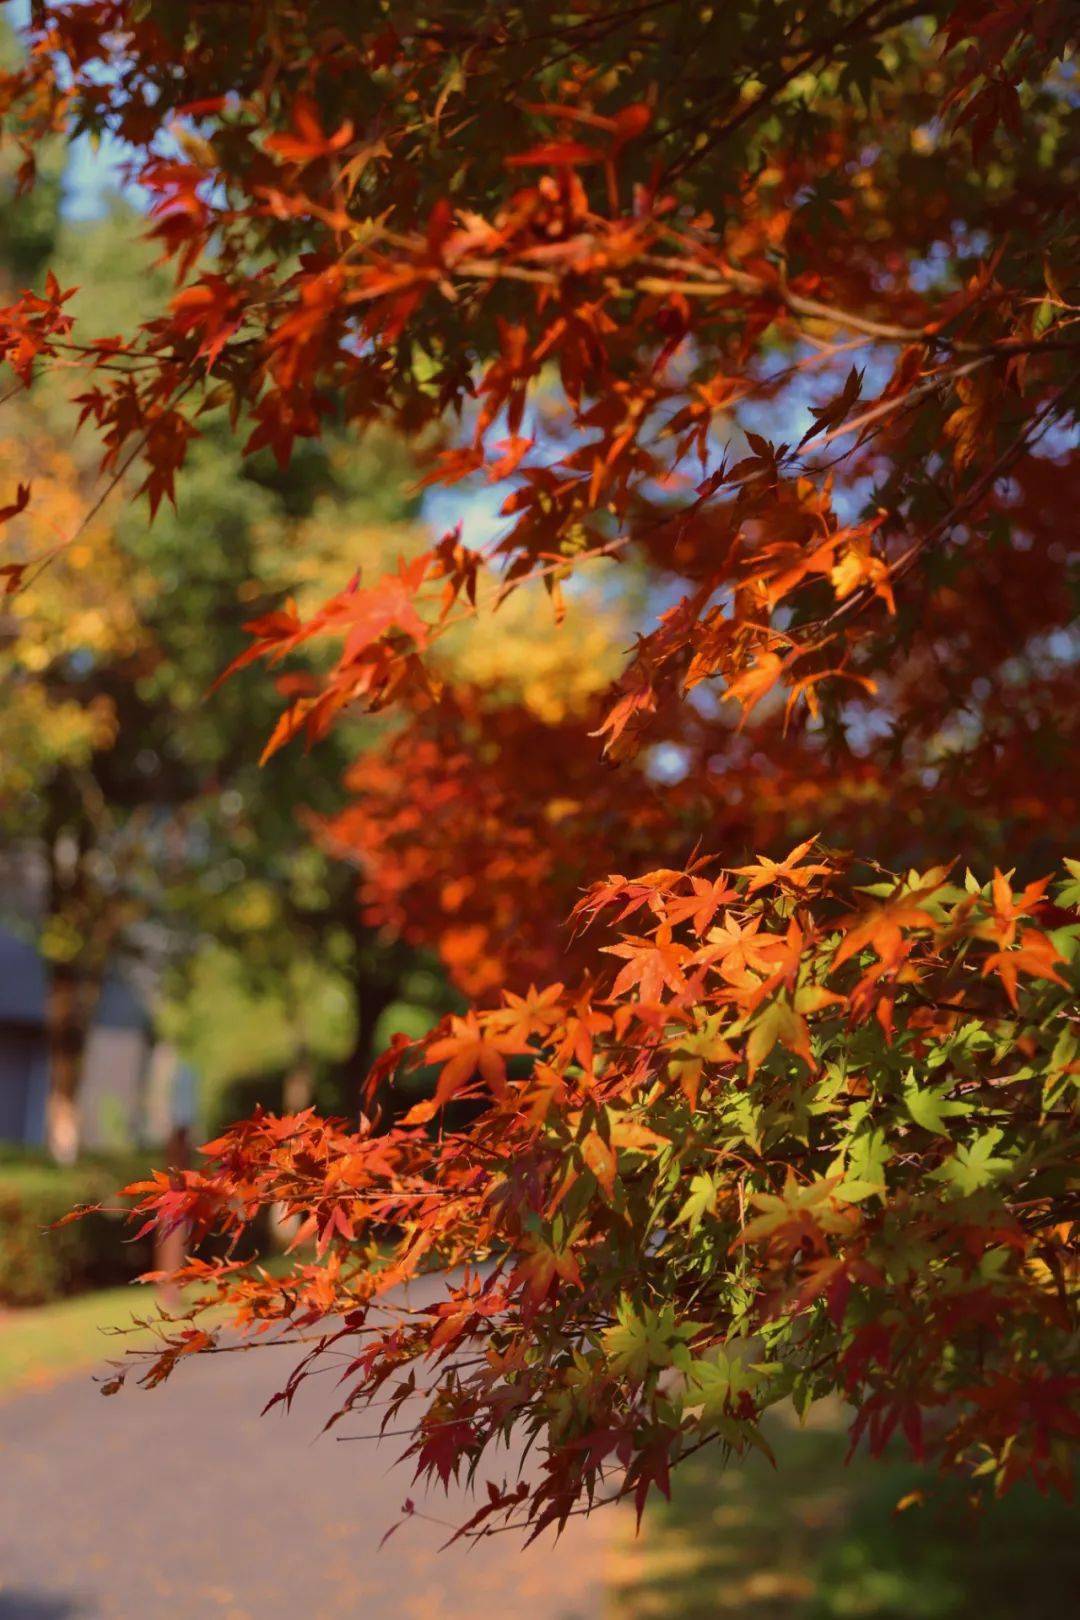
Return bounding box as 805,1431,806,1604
0,180,432,1156
0,404,157,1159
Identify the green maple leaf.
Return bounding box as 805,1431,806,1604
845,1125,890,1188
1054,858,1080,910
935,1129,1013,1196
603,1303,699,1381
903,1071,969,1138
674,1172,719,1233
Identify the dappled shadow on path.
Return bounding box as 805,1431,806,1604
0,1594,90,1620
608,1400,1078,1620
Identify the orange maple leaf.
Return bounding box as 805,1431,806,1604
833,886,943,972
489,982,566,1041
733,838,831,894
603,925,691,1002
982,927,1068,1009
426,1013,529,1107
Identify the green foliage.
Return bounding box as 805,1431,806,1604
0,18,63,284
158,944,355,1122
1,196,436,1129
611,1404,1078,1620
0,1147,152,1305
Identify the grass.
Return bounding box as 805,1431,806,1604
0,1251,303,1397
0,1281,173,1395
0,1142,155,1185
608,1400,1078,1620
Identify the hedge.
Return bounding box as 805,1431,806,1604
0,1149,153,1307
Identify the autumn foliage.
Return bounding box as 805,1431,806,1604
120,852,1079,1538
1,0,1077,1536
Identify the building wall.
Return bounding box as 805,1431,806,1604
0,1023,149,1150
0,1026,48,1146
77,1025,150,1150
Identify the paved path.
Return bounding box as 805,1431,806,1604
0,1328,617,1620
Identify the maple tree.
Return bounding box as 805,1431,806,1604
1,0,1078,1535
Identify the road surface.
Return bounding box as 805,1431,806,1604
0,1326,617,1620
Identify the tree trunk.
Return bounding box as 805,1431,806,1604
282,1050,314,1113
339,957,406,1123
43,959,100,1164
153,1119,191,1306
41,801,126,1163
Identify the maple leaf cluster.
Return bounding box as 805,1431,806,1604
1,0,1077,1534
1,2,1075,779
105,853,1079,1533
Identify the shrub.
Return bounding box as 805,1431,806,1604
0,1150,152,1306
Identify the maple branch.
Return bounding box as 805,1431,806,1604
636,265,1078,356
776,270,1080,355
3,361,210,603
884,370,1080,586
807,370,1080,641
662,0,929,179
811,355,993,450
